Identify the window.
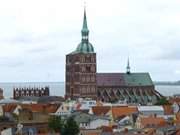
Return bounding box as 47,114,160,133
86,66,91,72
81,56,85,62
91,57,95,62
91,76,95,82
86,76,90,82
91,66,95,72
82,66,86,72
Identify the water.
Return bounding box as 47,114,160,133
0,82,65,98
155,85,180,96
0,82,179,98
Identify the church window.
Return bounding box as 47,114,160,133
91,86,93,93
91,66,95,72
91,76,95,82
86,66,91,72
87,86,90,93
86,55,91,62
75,66,79,72
91,57,95,62
82,76,85,82
82,66,86,72
81,56,85,62
86,76,90,82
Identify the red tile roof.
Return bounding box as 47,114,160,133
3,104,17,113
21,104,59,113
112,106,138,119
169,97,180,104
92,106,111,116
140,116,166,128
163,105,174,115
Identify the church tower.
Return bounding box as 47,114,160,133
65,9,97,99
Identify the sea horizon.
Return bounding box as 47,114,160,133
0,82,179,99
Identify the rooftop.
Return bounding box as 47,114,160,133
97,73,153,87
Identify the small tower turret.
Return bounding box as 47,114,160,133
126,58,131,74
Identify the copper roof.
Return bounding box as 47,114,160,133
97,73,153,87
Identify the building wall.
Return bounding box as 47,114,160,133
65,53,97,99
89,119,109,129
13,87,49,99
97,86,159,104
0,88,4,99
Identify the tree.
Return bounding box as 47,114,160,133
155,97,171,105
62,117,79,135
48,115,63,133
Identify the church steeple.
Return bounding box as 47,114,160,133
75,6,94,54
126,57,131,74
81,8,89,43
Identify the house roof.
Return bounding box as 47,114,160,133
92,106,111,116
169,97,180,104
38,96,65,104
97,73,153,87
138,106,164,112
80,129,102,135
112,106,138,119
3,104,17,113
140,116,166,127
71,112,109,124
21,104,60,113
163,105,174,115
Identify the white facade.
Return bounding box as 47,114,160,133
1,128,12,135
13,105,22,115
80,118,109,129
79,99,96,110
0,105,3,116
55,102,75,116
89,118,109,129
138,106,164,116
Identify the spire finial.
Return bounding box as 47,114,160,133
81,1,89,43
126,57,131,74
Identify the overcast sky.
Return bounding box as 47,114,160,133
0,0,179,82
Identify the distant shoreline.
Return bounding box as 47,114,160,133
154,81,180,86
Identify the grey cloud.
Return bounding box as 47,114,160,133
157,49,180,60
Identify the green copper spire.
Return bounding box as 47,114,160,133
73,7,94,54
81,8,89,43
126,57,131,74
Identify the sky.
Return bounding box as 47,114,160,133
0,0,180,82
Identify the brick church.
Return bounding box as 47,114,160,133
65,9,162,104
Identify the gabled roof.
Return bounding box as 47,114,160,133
112,106,138,119
71,112,109,124
3,104,17,113
163,105,174,115
21,104,60,113
139,116,166,127
92,106,111,116
97,73,153,87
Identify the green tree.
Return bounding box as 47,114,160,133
62,117,79,135
155,97,171,105
48,115,63,133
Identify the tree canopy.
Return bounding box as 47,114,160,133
48,116,79,135
48,115,63,133
62,117,79,135
155,97,171,105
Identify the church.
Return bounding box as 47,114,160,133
65,9,162,104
